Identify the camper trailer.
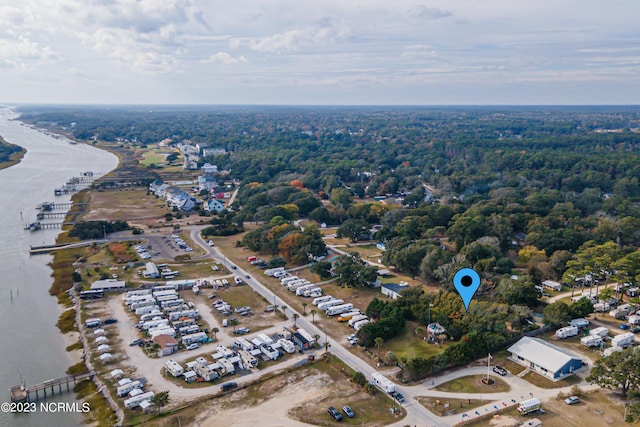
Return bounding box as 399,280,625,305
580,335,603,348
517,398,541,415
589,327,609,338
555,326,579,339
371,372,395,394
611,332,635,348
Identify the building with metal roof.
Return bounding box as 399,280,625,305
508,336,583,380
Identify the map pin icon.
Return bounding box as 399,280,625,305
453,268,481,311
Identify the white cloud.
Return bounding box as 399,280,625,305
1,0,640,103
246,20,352,54
0,35,59,70
407,5,452,20
203,52,246,65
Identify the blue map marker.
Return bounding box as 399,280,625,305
453,268,481,311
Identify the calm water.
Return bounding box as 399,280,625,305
0,107,118,427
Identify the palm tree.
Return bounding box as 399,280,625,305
313,334,320,349
230,319,238,332
310,309,317,324
211,327,219,341
150,390,169,415
324,340,331,353
293,313,300,328
302,302,308,315
374,337,384,360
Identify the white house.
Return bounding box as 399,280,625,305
198,175,219,191
165,187,196,211
204,199,225,213
201,163,218,174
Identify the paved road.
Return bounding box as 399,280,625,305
103,227,602,427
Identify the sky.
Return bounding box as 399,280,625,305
1,0,639,105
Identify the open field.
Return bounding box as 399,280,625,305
84,188,168,224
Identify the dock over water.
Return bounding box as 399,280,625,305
10,371,95,402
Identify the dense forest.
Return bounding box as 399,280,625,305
20,105,640,379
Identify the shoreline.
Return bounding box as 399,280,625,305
0,135,26,171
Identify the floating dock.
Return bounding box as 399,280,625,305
10,371,95,402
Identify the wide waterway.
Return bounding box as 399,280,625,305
0,107,118,427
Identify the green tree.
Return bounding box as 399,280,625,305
150,390,170,415
336,218,370,243
330,187,352,208
587,348,640,398
293,313,300,328
310,309,317,323
494,276,540,308
570,298,594,318
393,243,430,279
374,337,384,359
211,327,219,341
310,261,333,279
351,371,367,387
301,302,308,315
543,301,572,327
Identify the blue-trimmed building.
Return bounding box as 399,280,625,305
508,337,583,381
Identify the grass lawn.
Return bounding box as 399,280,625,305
416,396,493,416
435,375,511,393
381,321,447,361
217,285,272,310
521,371,581,389
139,151,166,166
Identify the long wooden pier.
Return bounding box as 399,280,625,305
29,240,104,255
10,371,95,402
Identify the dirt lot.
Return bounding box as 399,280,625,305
144,356,406,427
464,389,640,427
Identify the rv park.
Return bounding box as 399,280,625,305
31,139,640,427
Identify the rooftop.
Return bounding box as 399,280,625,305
508,336,582,373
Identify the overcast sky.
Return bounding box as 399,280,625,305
1,0,639,105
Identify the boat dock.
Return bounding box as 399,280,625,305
29,240,106,255
10,371,95,402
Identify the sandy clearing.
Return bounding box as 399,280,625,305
197,374,327,427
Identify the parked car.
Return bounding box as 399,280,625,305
328,406,343,421
492,366,508,376
564,396,580,405
342,405,355,418
395,392,405,403
129,339,144,346
104,318,118,325
186,343,200,350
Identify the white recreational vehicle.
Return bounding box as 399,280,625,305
371,372,395,394
555,326,579,339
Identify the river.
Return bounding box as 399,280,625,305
0,107,118,427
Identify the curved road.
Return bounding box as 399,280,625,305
185,227,596,427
